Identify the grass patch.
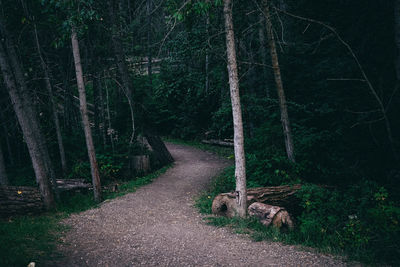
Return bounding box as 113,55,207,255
0,215,66,266
163,137,234,158
0,164,172,266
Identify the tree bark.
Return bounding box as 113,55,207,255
223,0,247,218
32,21,67,176
258,17,270,98
108,0,135,142
144,134,174,168
0,141,8,185
0,109,13,165
99,74,107,148
0,34,55,209
147,0,153,84
395,0,400,81
205,6,210,94
71,26,102,203
263,0,295,163
212,184,301,217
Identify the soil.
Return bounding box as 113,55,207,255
50,143,353,266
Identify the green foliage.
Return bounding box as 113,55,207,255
295,183,400,263
0,215,65,266
0,165,172,265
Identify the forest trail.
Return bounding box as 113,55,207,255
51,143,348,266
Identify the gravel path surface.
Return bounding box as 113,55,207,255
51,143,351,266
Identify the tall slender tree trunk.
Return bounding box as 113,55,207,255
395,0,400,81
100,72,107,148
0,141,8,185
147,0,153,84
108,0,135,143
33,21,67,175
223,0,247,218
205,7,210,94
258,17,270,98
0,39,55,209
263,0,295,163
0,109,13,165
71,26,102,203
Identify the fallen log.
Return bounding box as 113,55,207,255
56,179,91,192
248,202,294,230
0,186,44,217
211,184,301,217
201,139,234,147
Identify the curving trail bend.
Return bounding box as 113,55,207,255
51,143,348,266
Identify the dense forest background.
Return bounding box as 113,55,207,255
0,0,399,264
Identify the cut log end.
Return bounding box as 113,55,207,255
248,202,294,230
211,194,237,218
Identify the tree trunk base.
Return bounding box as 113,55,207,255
131,155,151,175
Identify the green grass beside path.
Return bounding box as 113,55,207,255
0,165,171,266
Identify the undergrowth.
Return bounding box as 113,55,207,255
0,164,171,266
195,167,400,265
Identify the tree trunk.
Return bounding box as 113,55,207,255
33,21,67,176
395,0,400,81
71,26,102,203
205,6,210,94
258,17,270,98
99,74,107,148
0,109,13,165
147,0,153,84
223,0,247,218
212,184,301,217
0,142,8,185
0,36,55,210
144,134,174,168
108,0,135,142
263,0,295,163
131,155,151,175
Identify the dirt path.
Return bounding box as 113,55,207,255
52,143,348,266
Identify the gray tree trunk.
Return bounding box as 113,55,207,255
108,0,135,143
33,22,67,176
147,0,153,84
205,8,210,94
263,0,295,163
395,0,400,81
0,37,55,209
0,141,8,185
71,26,102,203
0,109,13,165
223,0,247,218
258,17,270,98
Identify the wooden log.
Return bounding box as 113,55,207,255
132,155,150,175
201,139,234,147
248,202,294,230
0,186,44,217
212,184,301,217
56,179,91,192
